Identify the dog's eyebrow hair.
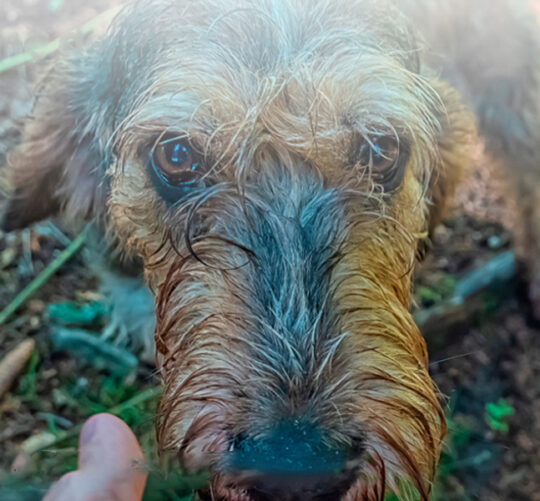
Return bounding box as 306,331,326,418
206,6,282,35
8,0,540,499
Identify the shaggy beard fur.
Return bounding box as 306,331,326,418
149,167,444,500
3,0,540,499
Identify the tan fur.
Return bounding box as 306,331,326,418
2,1,537,499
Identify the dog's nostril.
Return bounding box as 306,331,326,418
226,420,360,498
231,421,345,475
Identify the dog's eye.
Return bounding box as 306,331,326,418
149,136,205,203
153,138,201,186
359,136,399,172
358,135,408,190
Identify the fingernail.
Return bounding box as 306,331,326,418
80,417,99,447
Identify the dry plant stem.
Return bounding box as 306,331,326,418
0,225,90,326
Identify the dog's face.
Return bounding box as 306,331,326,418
2,1,476,499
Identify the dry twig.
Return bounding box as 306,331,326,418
0,338,35,399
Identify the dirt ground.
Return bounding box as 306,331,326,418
0,2,539,501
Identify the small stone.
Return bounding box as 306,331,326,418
29,316,41,329
27,299,45,314
0,248,17,269
516,432,534,452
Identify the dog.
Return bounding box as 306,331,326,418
2,0,539,499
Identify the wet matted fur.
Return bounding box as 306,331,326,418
2,1,540,499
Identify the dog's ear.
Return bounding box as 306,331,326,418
1,50,110,232
424,79,477,231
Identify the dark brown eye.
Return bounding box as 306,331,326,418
358,135,408,190
152,137,202,186
359,136,399,171
149,136,205,203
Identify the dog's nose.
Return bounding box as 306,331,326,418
227,420,360,499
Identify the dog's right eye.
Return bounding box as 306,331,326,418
149,136,205,202
357,134,409,192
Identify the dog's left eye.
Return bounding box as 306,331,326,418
153,138,202,186
358,135,408,190
149,136,205,202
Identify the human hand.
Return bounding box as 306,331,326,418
44,413,147,501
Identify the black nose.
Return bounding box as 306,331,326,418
226,420,361,500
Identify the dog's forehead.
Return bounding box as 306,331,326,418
114,0,415,54
97,0,435,158
105,0,418,97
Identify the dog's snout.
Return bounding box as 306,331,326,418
230,420,346,475
225,420,360,500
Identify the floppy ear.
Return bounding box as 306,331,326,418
1,50,110,232
424,78,477,232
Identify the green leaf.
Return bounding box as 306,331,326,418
485,399,515,434
48,301,108,327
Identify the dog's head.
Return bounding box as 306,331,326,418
2,1,476,499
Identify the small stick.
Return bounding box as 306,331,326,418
417,251,516,351
0,226,90,326
0,339,35,399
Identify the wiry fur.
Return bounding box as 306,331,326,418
2,0,539,499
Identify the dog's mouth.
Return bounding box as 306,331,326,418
194,470,359,501
196,488,252,501
196,488,255,501
196,487,352,501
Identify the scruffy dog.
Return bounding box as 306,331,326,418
2,0,540,499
